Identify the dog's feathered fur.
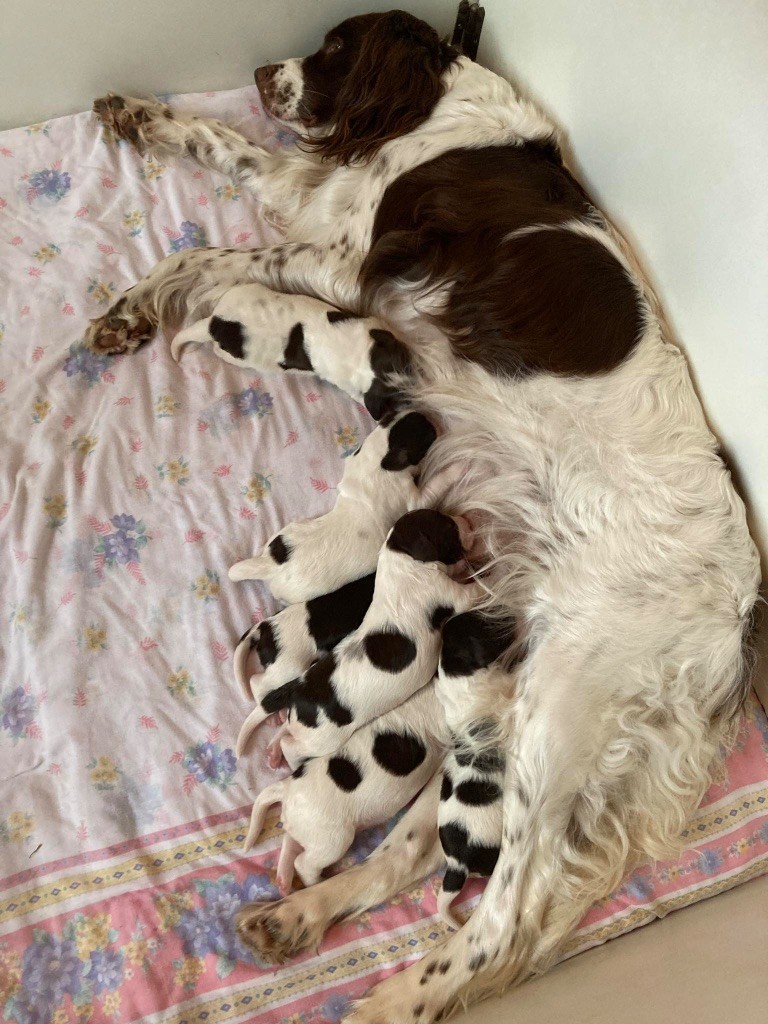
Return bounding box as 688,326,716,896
89,11,760,1022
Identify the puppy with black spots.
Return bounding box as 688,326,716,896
170,281,410,420
234,573,376,752
257,509,481,767
243,682,448,893
436,611,513,927
229,411,437,603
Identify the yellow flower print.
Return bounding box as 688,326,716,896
243,473,272,504
74,1003,94,1022
32,399,52,423
155,891,194,932
140,159,166,182
102,991,121,1016
43,493,67,529
89,756,120,789
34,242,62,263
157,456,190,484
214,183,241,201
0,944,22,1002
74,913,111,959
7,812,34,843
191,569,220,602
174,955,205,991
125,937,150,967
10,605,30,630
123,209,146,236
167,668,196,699
155,394,180,418
733,836,751,855
52,1009,69,1024
72,434,98,457
81,624,108,652
336,425,358,449
87,279,116,304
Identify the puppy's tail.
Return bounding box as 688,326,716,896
236,704,272,757
229,553,275,583
170,316,212,361
236,679,298,756
243,779,287,852
233,625,258,701
437,865,467,930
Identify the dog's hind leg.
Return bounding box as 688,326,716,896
236,772,444,963
340,643,724,1024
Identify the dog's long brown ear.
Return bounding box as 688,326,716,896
311,12,457,165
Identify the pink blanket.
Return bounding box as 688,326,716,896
1,87,767,1024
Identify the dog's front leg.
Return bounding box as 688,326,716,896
93,93,320,211
235,772,443,964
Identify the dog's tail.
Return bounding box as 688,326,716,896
233,625,258,701
236,679,297,756
243,779,288,852
236,704,272,757
228,553,275,583
170,316,212,361
436,866,467,930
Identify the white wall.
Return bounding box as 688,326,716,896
1,0,454,130
479,0,768,566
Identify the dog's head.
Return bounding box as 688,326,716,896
255,10,457,164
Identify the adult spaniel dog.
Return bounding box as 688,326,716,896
89,10,759,1023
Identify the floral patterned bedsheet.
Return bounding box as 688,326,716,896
0,86,767,1024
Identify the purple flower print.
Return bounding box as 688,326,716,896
321,993,352,1022
8,993,52,1024
103,531,139,565
21,933,82,1004
235,386,274,418
62,343,111,387
176,873,277,966
168,220,208,253
696,849,724,876
96,512,148,568
183,741,237,789
177,905,226,958
26,166,71,203
2,686,36,739
85,947,124,993
111,513,137,531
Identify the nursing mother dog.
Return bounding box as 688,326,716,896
88,9,760,1022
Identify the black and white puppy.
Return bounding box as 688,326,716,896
243,682,449,893
436,611,511,927
170,281,410,420
228,411,437,603
261,510,480,767
234,573,377,757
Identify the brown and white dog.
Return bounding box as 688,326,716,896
89,11,760,1022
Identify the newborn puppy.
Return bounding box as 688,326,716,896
264,510,481,767
229,411,437,604
170,282,410,420
243,682,449,893
234,573,376,750
436,610,512,927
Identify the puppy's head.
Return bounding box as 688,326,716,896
440,610,512,677
254,11,457,163
386,509,470,566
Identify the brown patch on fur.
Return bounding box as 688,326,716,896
362,143,643,377
289,12,457,165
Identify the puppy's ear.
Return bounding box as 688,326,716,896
380,412,437,471
313,12,455,165
387,509,462,564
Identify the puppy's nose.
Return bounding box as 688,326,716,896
254,63,282,87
